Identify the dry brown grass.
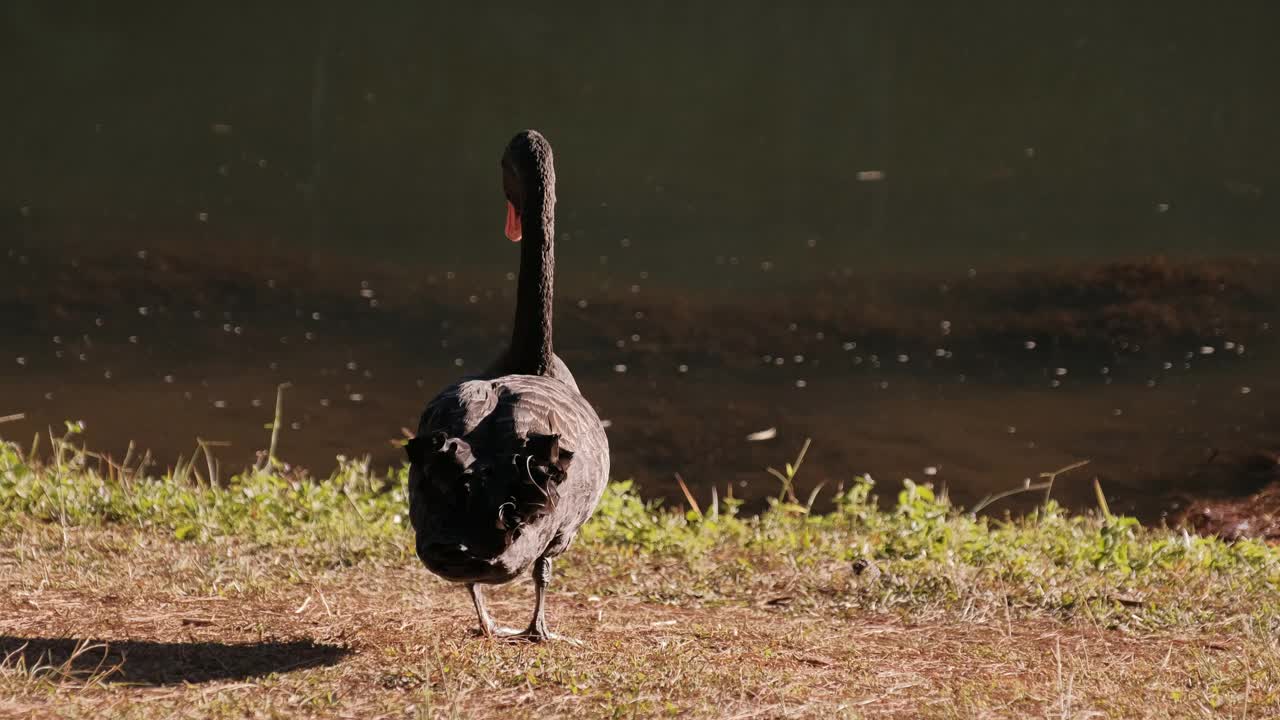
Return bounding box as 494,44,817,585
2,520,1275,720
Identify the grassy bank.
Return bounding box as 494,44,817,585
2,427,1279,718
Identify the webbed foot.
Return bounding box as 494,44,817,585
494,625,581,645
470,624,524,639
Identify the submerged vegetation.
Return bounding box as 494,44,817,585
2,426,1279,717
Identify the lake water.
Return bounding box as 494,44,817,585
3,3,1278,518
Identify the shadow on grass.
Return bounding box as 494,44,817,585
0,635,350,685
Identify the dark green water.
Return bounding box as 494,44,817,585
7,3,1279,268
3,3,1279,516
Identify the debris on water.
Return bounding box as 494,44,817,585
745,427,777,442
924,466,939,476
613,364,627,374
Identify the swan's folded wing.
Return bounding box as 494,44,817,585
417,380,500,438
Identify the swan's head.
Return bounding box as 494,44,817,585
500,129,555,243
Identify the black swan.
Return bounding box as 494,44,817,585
405,130,610,642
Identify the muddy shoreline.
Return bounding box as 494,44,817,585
2,242,1277,533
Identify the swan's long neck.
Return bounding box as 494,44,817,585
509,178,555,375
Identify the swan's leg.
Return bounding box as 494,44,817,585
526,555,553,639
467,583,496,637
468,583,520,638
499,556,580,644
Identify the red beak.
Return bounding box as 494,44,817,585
504,201,522,242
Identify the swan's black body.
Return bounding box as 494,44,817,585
406,130,609,641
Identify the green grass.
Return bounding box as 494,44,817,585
2,424,1279,718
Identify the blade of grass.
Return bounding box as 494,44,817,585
266,382,292,469
674,472,703,519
